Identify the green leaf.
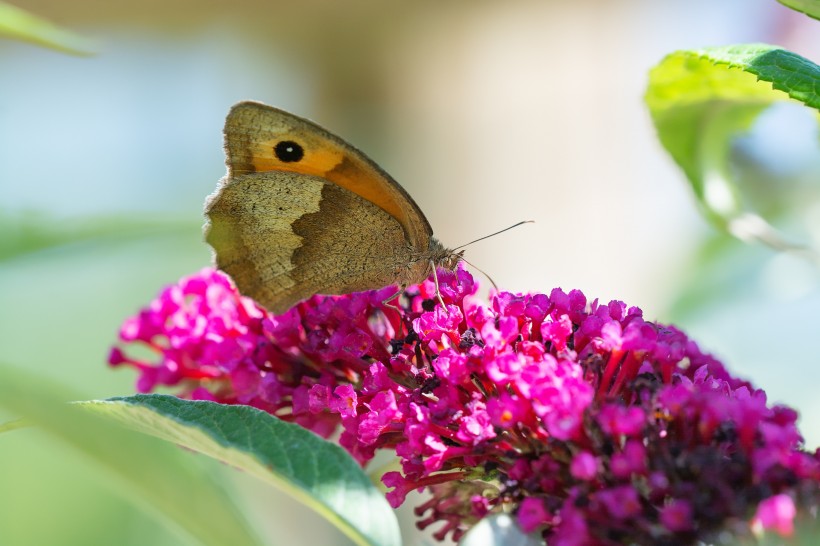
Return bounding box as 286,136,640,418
0,1,94,55
83,394,402,546
778,0,820,20
645,44,820,250
0,364,265,546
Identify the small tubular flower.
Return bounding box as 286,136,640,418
110,266,820,544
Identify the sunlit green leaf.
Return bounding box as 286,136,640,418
0,364,265,546
0,1,94,55
778,0,820,20
83,394,402,546
645,44,820,250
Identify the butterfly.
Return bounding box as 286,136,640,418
204,101,462,314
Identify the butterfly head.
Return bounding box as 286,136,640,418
439,248,465,272
423,239,465,273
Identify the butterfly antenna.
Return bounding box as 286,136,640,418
459,256,499,291
451,220,534,251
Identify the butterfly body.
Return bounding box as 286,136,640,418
204,101,458,314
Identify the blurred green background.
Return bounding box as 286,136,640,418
1,1,819,544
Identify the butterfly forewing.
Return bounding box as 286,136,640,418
206,101,455,314
205,171,419,314
223,102,434,249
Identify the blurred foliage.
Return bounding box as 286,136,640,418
778,0,820,19
645,45,820,253
0,365,264,546
0,1,93,54
0,211,213,545
0,210,199,262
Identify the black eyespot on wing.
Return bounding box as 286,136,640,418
274,140,304,163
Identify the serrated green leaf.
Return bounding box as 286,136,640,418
0,1,94,55
645,44,820,250
83,394,402,546
778,0,820,20
0,364,265,546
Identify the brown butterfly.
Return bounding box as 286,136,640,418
204,101,461,314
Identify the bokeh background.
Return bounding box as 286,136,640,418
1,1,819,544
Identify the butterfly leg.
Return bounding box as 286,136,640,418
429,260,447,309
381,286,404,313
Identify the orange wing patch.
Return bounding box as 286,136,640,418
246,134,414,244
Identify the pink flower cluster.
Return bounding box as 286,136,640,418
109,266,820,544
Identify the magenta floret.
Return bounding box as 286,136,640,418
110,265,820,544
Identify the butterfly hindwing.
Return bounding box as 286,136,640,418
205,170,412,314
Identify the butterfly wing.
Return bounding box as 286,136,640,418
205,171,416,314
223,101,433,249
